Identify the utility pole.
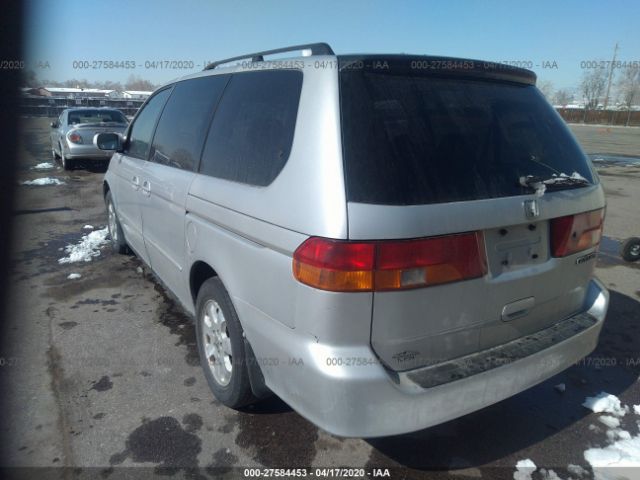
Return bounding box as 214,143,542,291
603,42,619,110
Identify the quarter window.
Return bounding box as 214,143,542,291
200,70,303,186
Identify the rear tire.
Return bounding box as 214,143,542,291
195,277,257,408
105,191,129,254
60,145,74,170
620,237,640,262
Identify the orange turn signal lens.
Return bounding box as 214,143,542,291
551,208,604,257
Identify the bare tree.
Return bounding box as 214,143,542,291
617,66,640,125
537,80,554,102
581,67,607,122
94,80,124,92
554,89,572,107
124,74,155,91
62,78,91,89
22,69,39,87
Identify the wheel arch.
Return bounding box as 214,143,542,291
190,260,219,304
190,259,270,399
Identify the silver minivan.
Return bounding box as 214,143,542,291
96,43,609,438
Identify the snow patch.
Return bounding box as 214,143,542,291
82,225,94,230
584,434,640,469
583,392,628,417
67,273,82,280
555,383,566,393
513,459,536,480
582,393,640,476
538,469,562,480
606,429,632,442
599,415,621,429
33,162,54,170
567,464,587,477
22,177,65,186
58,227,109,264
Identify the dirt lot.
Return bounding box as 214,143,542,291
1,118,639,479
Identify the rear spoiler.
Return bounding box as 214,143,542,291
338,55,537,86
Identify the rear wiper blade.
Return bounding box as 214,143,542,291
519,172,591,196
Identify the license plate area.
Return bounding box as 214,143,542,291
485,221,549,276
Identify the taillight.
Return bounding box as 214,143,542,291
292,233,487,292
68,131,83,144
550,208,604,257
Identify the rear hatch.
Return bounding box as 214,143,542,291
338,56,605,371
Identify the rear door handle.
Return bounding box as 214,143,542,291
142,180,151,196
132,175,140,190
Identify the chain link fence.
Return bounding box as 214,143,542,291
556,108,640,126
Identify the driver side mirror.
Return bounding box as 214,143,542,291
94,132,124,152
50,121,58,128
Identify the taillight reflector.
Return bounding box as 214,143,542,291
292,233,487,292
550,208,604,257
68,131,83,144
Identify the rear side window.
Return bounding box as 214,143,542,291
150,75,229,171
340,70,593,205
126,88,172,159
200,70,303,186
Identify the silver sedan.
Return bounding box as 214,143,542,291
50,107,128,170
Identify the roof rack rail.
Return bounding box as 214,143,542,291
203,42,334,70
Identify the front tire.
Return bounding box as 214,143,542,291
620,237,640,262
52,144,60,160
196,277,256,408
105,191,128,254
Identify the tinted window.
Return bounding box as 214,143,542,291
150,75,229,171
126,88,172,159
340,70,593,205
200,70,303,186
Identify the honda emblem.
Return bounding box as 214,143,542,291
523,199,539,219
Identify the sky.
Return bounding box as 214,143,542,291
24,0,640,92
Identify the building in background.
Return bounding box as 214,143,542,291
122,90,152,99
21,87,127,98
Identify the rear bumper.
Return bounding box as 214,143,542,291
259,278,608,437
65,144,113,159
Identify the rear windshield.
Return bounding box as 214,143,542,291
68,110,127,125
340,70,593,205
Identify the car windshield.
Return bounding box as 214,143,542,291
339,67,594,205
68,110,127,125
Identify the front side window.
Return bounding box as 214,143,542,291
200,70,303,186
125,88,172,159
150,75,229,171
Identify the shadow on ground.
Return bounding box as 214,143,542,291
66,160,109,174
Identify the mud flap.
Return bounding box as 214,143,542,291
244,338,272,399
